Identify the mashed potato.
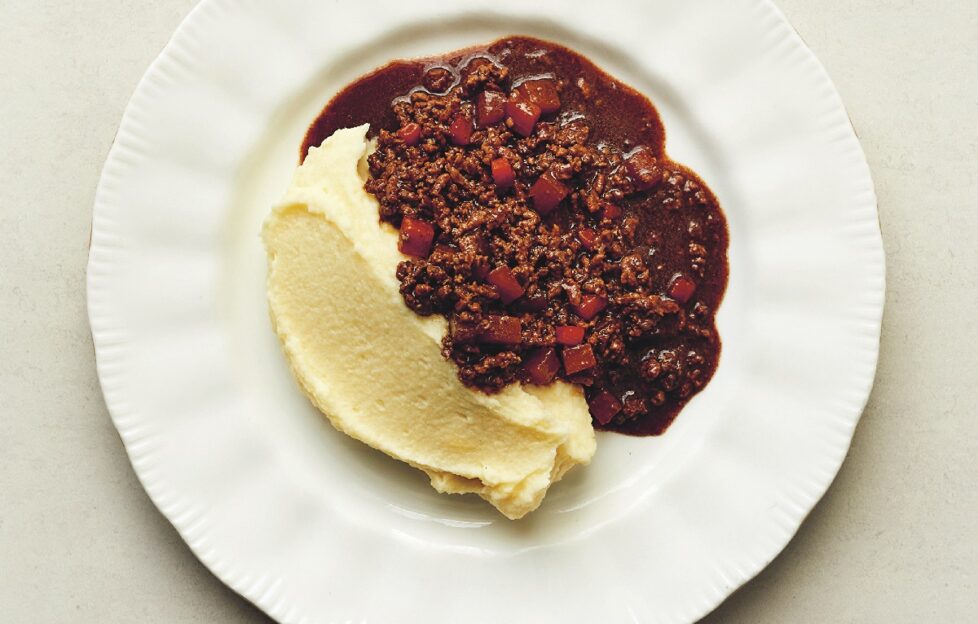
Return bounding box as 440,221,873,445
262,125,595,519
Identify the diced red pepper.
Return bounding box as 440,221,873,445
476,90,507,127
491,157,516,191
577,227,598,250
624,148,660,190
523,347,561,385
562,344,597,375
396,122,421,146
479,316,522,346
517,79,561,114
588,391,623,425
506,95,542,137
398,216,435,258
529,174,569,215
449,316,479,344
487,266,524,304
668,275,697,304
555,325,585,346
572,294,607,321
449,114,474,146
602,203,622,221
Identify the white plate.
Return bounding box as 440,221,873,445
87,1,884,622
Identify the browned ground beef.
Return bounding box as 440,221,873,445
354,45,717,434
305,36,728,434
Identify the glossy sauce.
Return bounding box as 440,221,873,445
303,37,728,436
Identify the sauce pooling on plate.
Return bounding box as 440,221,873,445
303,37,729,436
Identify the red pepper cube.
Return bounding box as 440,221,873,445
624,148,660,190
588,390,623,425
562,344,597,375
668,275,697,304
572,294,607,321
523,347,561,385
491,157,516,191
479,316,522,346
396,122,422,146
555,325,585,346
506,96,542,137
487,266,524,304
449,114,474,146
398,216,435,258
529,174,569,215
602,203,622,221
476,90,507,127
517,79,561,114
449,316,479,344
577,227,598,250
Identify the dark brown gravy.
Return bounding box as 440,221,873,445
302,37,728,436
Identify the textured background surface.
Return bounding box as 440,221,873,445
1,1,975,622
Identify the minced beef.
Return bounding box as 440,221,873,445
305,37,729,435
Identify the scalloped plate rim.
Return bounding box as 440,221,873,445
87,1,884,622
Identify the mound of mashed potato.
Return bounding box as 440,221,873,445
262,125,595,519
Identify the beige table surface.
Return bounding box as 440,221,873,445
2,1,976,622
